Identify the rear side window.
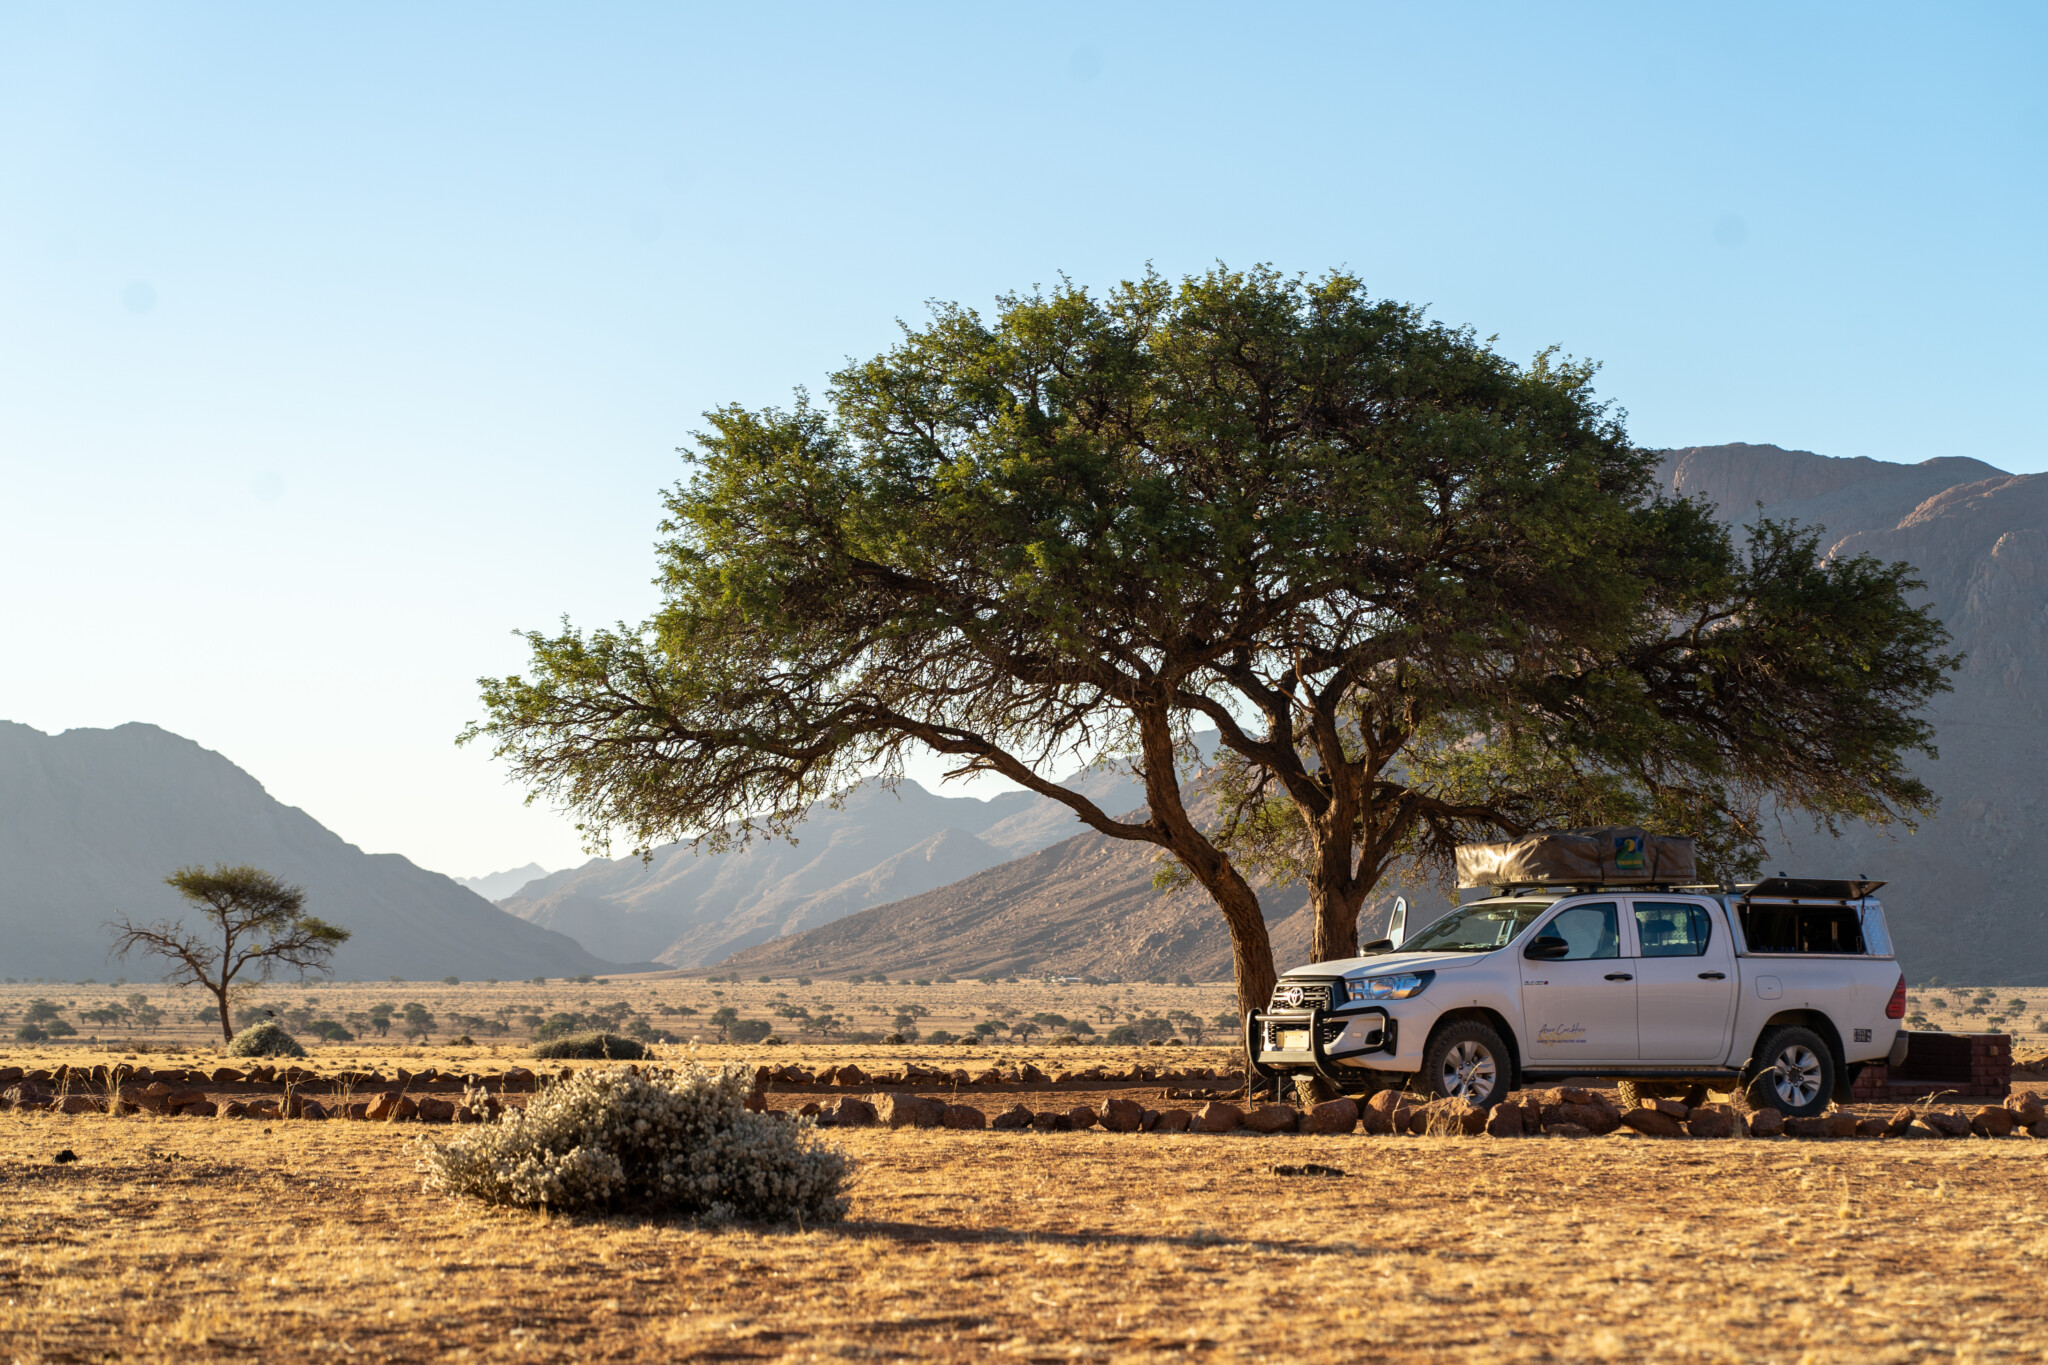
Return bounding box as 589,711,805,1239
1633,901,1713,957
1739,903,1868,955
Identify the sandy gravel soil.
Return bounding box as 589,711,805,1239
5,1103,2048,1363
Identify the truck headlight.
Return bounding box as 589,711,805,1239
1353,971,1432,1000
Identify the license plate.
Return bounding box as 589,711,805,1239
1278,1030,1310,1052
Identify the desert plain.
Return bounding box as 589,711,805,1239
5,976,2047,1362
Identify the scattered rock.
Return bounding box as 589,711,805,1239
297,1099,331,1121
2008,1090,2045,1127
1421,1097,1487,1136
57,1095,99,1115
1972,1106,2017,1138
245,1100,282,1120
1019,1064,1051,1085
1139,1109,1161,1131
1785,1113,1857,1139
221,1101,248,1118
1485,1101,1526,1138
1155,1109,1193,1133
990,1104,1034,1131
365,1092,403,1122
833,1065,870,1088
1031,1110,1075,1132
53,1149,77,1163
1100,1097,1147,1133
877,1092,947,1129
1923,1109,1973,1138
1899,1121,1943,1139
2030,1118,2048,1141
825,1096,878,1128
1856,1117,1889,1139
1243,1104,1300,1134
1271,1162,1346,1177
1548,1122,1593,1139
1620,1107,1685,1138
500,1067,537,1093
1304,1098,1359,1134
1543,1099,1621,1136
1885,1107,1919,1137
414,1097,456,1123
1066,1105,1100,1131
1685,1104,1741,1139
940,1104,986,1130
1194,1101,1244,1133
1359,1090,1399,1135
179,1100,219,1118
1747,1109,1786,1138
1650,1098,1692,1120
743,1090,767,1113
345,1102,369,1120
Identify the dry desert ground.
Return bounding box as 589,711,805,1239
5,1100,2048,1363
6,977,2048,1362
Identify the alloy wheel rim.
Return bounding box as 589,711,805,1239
1442,1041,1497,1100
1771,1044,1823,1107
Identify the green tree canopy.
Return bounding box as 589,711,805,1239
107,864,350,1043
467,265,1953,1016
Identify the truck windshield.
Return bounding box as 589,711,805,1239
1402,900,1555,953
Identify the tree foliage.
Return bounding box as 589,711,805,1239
467,265,1955,1015
107,864,350,1043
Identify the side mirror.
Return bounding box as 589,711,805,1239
1524,935,1570,961
1387,896,1408,949
1358,938,1393,955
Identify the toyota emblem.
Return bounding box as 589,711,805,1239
1282,986,1304,1007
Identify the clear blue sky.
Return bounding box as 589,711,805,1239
3,4,2042,879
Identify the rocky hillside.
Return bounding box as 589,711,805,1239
714,815,1323,982
0,722,642,981
1655,443,2048,984
497,764,1146,967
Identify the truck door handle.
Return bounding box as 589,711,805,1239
1604,973,1633,981
1698,972,1726,980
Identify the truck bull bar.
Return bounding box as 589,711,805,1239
1244,1005,1398,1085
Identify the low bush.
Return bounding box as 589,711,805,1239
417,1061,849,1222
532,1032,651,1061
227,1021,308,1058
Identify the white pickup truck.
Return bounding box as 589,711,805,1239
1247,876,1909,1118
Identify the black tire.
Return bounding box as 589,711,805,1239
1420,1019,1511,1109
1292,1073,1338,1107
1742,1026,1836,1119
1616,1081,1710,1109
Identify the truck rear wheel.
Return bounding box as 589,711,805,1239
1742,1026,1835,1119
1420,1020,1509,1109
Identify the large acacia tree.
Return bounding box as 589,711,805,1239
468,266,1953,1016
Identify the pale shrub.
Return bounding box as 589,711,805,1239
226,1021,307,1058
416,1061,849,1223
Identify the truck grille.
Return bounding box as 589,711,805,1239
1270,978,1343,1010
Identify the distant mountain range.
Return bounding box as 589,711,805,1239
10,443,2043,985
0,722,649,981
455,863,552,901
496,763,1146,967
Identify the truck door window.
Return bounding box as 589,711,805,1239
1543,903,1619,960
1632,901,1712,957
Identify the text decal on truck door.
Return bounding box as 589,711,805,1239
1536,1023,1588,1045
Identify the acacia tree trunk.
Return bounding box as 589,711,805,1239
212,978,234,1044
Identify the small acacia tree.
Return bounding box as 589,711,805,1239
467,265,1954,1017
107,864,350,1043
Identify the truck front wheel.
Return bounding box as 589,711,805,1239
1420,1020,1510,1109
1742,1026,1836,1119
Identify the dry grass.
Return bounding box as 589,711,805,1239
5,1105,2048,1362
